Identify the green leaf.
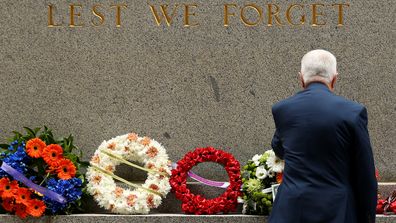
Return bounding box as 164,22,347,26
33,127,41,134
23,127,36,137
79,161,90,168
64,153,78,165
12,131,22,139
0,144,9,149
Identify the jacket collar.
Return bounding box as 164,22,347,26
305,82,332,92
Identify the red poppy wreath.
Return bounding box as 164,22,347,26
170,147,242,215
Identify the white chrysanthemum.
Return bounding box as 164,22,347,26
252,154,262,166
255,165,268,179
266,150,284,173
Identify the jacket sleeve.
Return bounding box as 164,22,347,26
271,106,284,159
352,107,377,223
271,129,284,159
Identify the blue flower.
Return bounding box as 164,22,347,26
43,177,83,214
0,141,29,177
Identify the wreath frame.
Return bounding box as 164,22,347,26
170,147,242,215
86,133,171,214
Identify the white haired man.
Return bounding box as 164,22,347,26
268,49,377,223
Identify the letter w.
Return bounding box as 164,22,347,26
149,4,179,26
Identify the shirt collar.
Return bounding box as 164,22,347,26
305,82,331,92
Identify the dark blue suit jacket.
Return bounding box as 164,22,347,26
268,83,377,223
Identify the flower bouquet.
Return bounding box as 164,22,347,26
377,190,396,215
241,150,284,215
376,171,396,215
0,127,88,218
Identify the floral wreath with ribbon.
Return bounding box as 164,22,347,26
241,150,284,215
170,147,242,215
0,127,87,219
86,133,171,214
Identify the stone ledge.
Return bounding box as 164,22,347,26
0,214,264,223
0,214,395,223
83,182,396,213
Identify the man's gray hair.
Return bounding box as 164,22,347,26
301,49,337,84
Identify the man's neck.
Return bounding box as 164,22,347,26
304,81,333,91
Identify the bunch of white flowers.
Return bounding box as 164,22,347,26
241,150,285,215
251,150,284,180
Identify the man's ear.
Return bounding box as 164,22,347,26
299,72,306,88
330,74,338,91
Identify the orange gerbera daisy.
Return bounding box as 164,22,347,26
42,144,63,166
2,198,14,212
15,188,32,205
0,177,19,199
56,159,76,180
27,199,46,217
15,204,28,219
26,138,46,158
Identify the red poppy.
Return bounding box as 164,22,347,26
56,159,76,180
26,199,46,217
0,177,19,199
26,138,46,158
42,144,63,166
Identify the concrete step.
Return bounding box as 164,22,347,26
2,182,392,222
83,182,396,214
0,214,394,223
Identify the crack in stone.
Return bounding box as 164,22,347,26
209,76,220,102
163,132,171,139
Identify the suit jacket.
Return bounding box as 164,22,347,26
268,83,377,223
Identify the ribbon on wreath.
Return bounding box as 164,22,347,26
97,150,230,192
96,150,269,203
91,149,167,196
0,161,67,204
171,163,230,188
100,150,234,189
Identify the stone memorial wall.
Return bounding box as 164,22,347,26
0,0,395,220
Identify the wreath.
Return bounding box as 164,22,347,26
241,150,284,215
170,147,242,215
86,133,171,214
0,127,87,219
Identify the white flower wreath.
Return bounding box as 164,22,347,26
86,133,171,214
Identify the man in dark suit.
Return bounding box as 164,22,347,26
268,49,377,223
